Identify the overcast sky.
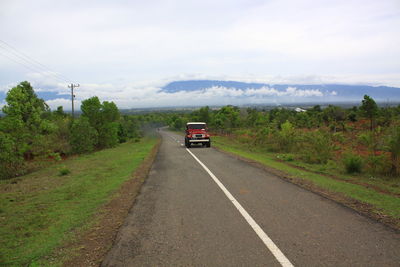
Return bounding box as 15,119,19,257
0,0,399,108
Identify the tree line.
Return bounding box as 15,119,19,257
167,96,400,176
0,81,142,179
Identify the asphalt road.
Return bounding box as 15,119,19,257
102,130,400,266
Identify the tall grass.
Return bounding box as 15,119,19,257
0,138,157,266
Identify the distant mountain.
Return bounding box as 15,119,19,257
162,80,400,102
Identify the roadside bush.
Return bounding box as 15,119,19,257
233,129,252,145
118,115,141,143
332,132,345,144
0,132,25,179
252,127,270,146
358,127,385,153
343,153,363,174
277,154,294,162
69,117,98,154
49,117,72,155
299,130,334,164
277,121,296,152
387,125,400,176
98,122,119,149
365,154,391,175
48,152,62,161
58,166,71,176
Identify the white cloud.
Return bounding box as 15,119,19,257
4,71,400,109
66,84,325,109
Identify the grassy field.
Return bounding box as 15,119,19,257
0,137,158,266
212,136,400,225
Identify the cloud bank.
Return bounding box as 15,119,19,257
0,78,334,110
1,73,399,110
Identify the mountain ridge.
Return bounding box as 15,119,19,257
161,80,400,100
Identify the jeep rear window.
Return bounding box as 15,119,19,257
188,124,206,129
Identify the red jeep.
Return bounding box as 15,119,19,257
185,122,211,148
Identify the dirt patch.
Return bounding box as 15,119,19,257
60,139,161,267
213,146,400,232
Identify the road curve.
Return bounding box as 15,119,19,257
102,130,400,266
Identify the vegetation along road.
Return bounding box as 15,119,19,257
102,129,400,266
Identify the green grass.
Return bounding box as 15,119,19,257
212,136,400,220
0,138,157,267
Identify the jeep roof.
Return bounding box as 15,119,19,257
186,122,206,125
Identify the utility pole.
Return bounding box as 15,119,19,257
68,83,79,119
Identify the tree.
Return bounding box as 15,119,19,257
347,106,358,122
198,106,210,123
310,105,322,113
118,115,140,143
80,96,102,131
277,120,296,151
360,95,378,130
2,81,49,120
98,122,119,148
69,117,98,153
1,81,53,159
53,106,67,118
322,105,345,132
171,116,184,130
102,101,120,122
80,97,121,149
245,108,260,128
213,105,240,132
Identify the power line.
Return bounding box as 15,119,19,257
0,40,72,83
0,40,72,82
0,40,80,113
0,49,63,81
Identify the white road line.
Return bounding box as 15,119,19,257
186,148,294,267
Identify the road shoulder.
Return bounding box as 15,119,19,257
61,139,161,267
212,140,400,232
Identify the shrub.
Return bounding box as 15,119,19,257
58,166,71,176
332,132,345,143
234,129,252,144
387,125,400,175
277,154,294,161
98,122,119,149
343,153,363,174
300,130,334,164
365,154,391,175
253,127,270,147
48,152,62,161
277,121,296,152
0,132,25,179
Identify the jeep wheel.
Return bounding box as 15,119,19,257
185,139,190,148
206,141,211,148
